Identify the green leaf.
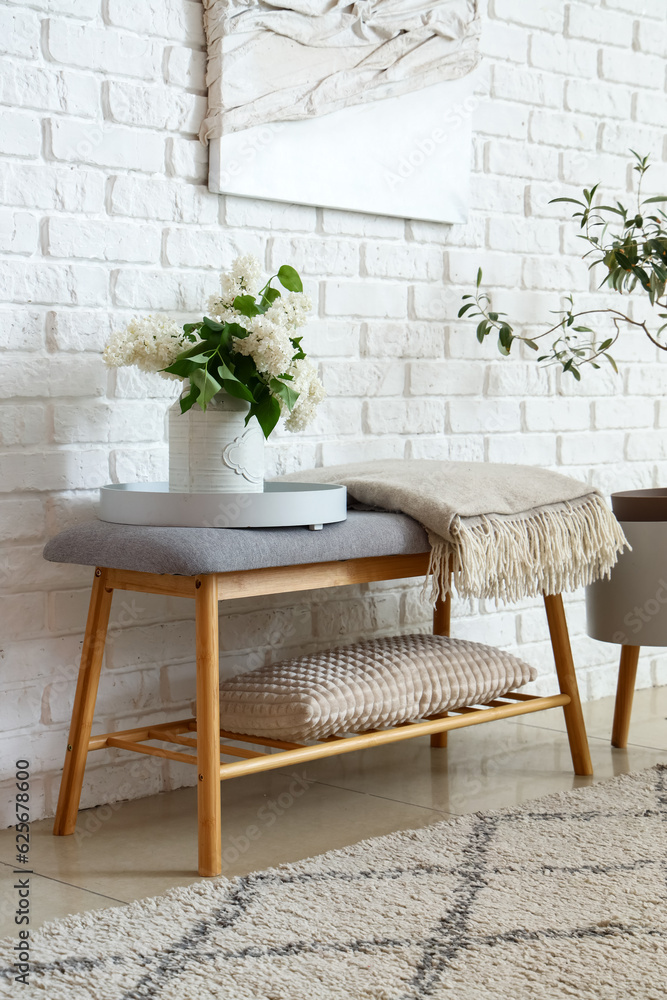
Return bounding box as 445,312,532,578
260,286,281,309
599,338,614,351
277,264,303,293
476,320,489,343
270,377,300,412
221,378,255,403
232,294,260,318
549,197,586,206
498,324,513,350
202,316,224,332
523,339,539,351
179,383,200,414
606,354,618,373
476,267,483,288
457,302,476,317
642,195,667,205
190,367,220,410
251,393,281,439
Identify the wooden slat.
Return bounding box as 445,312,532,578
219,744,264,760
105,568,197,599
218,730,306,751
88,718,196,751
216,552,431,600
217,693,570,781
106,737,196,765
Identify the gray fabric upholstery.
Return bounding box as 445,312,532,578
42,511,429,576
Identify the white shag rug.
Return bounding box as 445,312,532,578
1,766,666,1000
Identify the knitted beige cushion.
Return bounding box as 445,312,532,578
219,634,537,741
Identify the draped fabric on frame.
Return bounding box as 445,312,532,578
200,0,481,141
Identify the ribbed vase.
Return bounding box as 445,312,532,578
168,392,264,494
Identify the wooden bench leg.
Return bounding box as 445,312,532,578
543,593,593,777
195,574,222,877
431,592,451,749
611,645,640,749
53,568,113,835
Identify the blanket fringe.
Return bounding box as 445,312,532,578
423,494,629,605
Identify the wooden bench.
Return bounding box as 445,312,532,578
44,511,592,877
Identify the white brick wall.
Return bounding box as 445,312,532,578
1,0,667,826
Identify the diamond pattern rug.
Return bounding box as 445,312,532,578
1,766,666,999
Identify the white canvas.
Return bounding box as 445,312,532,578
203,0,480,223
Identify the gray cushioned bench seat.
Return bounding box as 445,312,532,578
42,511,429,576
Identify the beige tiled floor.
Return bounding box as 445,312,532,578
0,685,665,938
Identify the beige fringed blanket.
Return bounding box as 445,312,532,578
279,460,628,603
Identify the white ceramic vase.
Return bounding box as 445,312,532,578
168,391,264,494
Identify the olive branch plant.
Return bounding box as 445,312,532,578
459,151,667,380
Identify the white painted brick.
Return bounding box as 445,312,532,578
111,446,168,483
0,61,99,118
47,217,162,264
54,401,164,443
114,367,181,399
321,362,404,397
269,237,358,277
320,437,405,465
559,430,625,465
524,398,591,432
363,242,443,281
449,399,521,434
363,321,444,359
0,261,108,306
491,66,562,109
410,360,484,397
46,309,114,352
105,0,205,45
486,361,554,397
48,118,164,173
488,216,559,255
314,594,399,641
45,19,161,79
626,430,667,462
522,255,589,291
112,267,217,310
491,0,564,31
165,46,207,90
410,433,485,463
109,175,217,224
0,209,38,255
487,140,559,182
0,162,105,213
0,108,41,158
163,227,257,269
469,175,525,215
321,209,404,239
600,47,664,88
626,364,667,396
225,196,315,232
0,681,43,729
0,498,45,543
567,4,634,46
595,398,654,431
0,449,108,492
0,355,106,399
104,80,206,134
308,319,360,358
304,397,363,436
565,79,632,119
364,399,443,435
411,284,461,322
633,91,667,128
478,19,527,63
488,432,558,465
0,404,48,446
3,0,96,13
530,32,598,79
0,5,39,57
529,110,597,150
324,281,407,318
473,100,527,140
166,136,208,182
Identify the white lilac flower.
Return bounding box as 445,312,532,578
232,314,295,379
209,254,263,315
265,292,311,330
103,315,191,378
284,357,326,432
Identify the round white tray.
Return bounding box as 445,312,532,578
99,482,347,530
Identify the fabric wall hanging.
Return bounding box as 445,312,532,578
201,0,481,223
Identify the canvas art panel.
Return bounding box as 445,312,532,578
202,0,480,223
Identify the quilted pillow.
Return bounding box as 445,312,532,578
219,634,536,742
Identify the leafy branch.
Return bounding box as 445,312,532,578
460,151,667,379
